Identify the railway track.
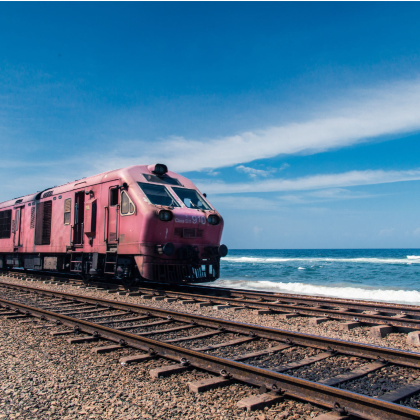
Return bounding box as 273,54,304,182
2,281,420,419
4,271,420,334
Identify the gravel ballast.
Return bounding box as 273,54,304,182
0,317,327,420
2,275,420,418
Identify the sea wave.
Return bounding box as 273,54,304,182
212,279,420,305
222,256,420,265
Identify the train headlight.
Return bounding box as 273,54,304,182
218,244,228,257
163,242,175,256
207,214,220,225
159,209,173,222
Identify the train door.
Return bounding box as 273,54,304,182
107,186,119,244
13,207,22,247
73,191,85,245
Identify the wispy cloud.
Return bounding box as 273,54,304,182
277,188,375,204
208,187,376,211
208,196,288,211
236,163,289,179
95,79,420,172
236,165,275,178
198,168,420,194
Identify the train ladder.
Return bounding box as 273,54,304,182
104,250,118,275
70,252,84,273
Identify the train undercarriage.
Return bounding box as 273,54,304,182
0,251,220,287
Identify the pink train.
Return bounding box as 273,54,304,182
0,164,227,286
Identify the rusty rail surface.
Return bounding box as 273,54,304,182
1,292,420,419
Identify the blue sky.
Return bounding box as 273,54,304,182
2,2,420,249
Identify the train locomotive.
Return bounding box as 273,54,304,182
0,164,228,286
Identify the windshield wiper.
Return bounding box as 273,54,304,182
168,198,177,209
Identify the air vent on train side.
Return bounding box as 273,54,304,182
30,207,35,229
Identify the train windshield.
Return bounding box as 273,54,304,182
172,187,212,210
138,183,180,207
141,173,182,186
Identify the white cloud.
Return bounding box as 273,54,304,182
236,165,274,178
208,196,287,211
276,188,375,204
207,188,373,211
235,164,289,179
96,79,420,172
277,194,307,204
198,168,420,194
309,188,349,198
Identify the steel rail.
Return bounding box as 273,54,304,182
2,281,420,369
3,277,420,330
176,284,420,315
5,271,420,317
132,285,420,317
0,296,419,420
149,290,420,330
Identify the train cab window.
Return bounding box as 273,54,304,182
172,187,212,210
110,188,119,206
0,209,12,239
137,183,180,207
120,191,135,215
141,173,182,186
64,198,71,225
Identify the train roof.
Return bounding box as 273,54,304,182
0,164,191,210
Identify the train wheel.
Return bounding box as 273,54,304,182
80,273,90,284
121,277,138,289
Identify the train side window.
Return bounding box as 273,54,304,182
0,209,12,239
110,188,119,206
64,198,71,225
120,191,135,215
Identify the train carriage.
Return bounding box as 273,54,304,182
0,164,227,286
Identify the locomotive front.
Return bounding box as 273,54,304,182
129,164,227,284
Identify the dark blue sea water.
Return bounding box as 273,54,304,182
212,249,420,305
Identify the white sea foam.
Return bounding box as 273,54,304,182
298,267,305,270
222,256,420,265
212,279,420,305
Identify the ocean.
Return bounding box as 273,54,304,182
213,249,420,305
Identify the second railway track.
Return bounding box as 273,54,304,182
2,280,420,419
4,271,420,333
